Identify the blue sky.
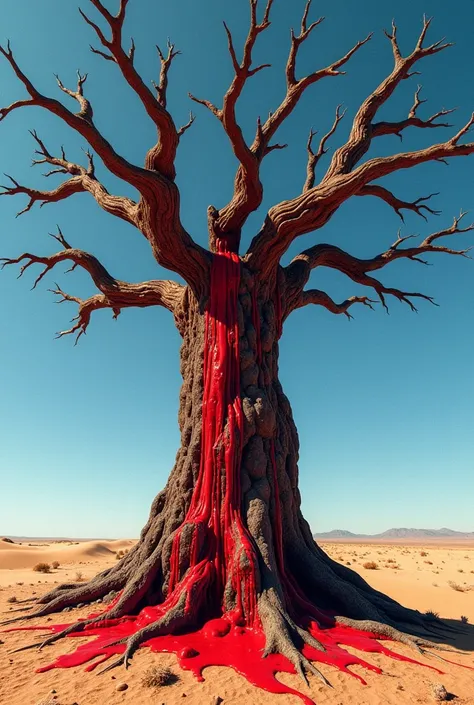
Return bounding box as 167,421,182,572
0,0,473,538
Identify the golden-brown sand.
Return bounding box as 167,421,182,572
1,538,473,705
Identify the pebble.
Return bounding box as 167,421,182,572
432,683,449,701
212,698,224,705
50,690,57,694
116,683,128,692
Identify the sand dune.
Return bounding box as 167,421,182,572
1,539,473,705
0,538,135,572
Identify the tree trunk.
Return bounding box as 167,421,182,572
6,248,457,703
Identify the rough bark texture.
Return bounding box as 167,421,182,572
3,261,463,703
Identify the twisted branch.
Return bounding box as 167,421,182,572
191,0,370,249
325,15,454,178
291,291,376,320
0,33,210,299
81,0,181,177
357,185,440,222
372,85,455,140
0,131,137,222
0,227,185,343
285,213,473,314
0,40,150,190
304,105,346,192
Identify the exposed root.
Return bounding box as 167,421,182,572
259,589,331,687
98,592,190,674
10,615,116,654
335,616,463,656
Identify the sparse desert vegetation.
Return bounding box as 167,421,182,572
33,563,51,574
448,581,471,592
141,665,179,688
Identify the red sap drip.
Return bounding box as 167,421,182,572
5,241,468,704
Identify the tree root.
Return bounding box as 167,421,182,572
97,592,190,674
0,571,129,627
334,617,465,657
10,617,107,654
259,588,331,687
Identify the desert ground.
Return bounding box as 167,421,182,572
0,537,473,705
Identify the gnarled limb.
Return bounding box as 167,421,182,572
357,185,440,223
1,229,185,343
190,0,274,248
284,213,473,314
246,114,474,277
372,84,455,140
304,106,346,192
325,16,454,178
81,0,180,178
0,130,137,223
289,290,376,320
191,0,370,249
0,172,86,218
0,37,210,299
246,18,473,277
0,41,149,190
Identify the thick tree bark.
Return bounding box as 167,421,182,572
7,259,457,689
1,4,472,701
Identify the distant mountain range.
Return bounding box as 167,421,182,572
313,528,474,540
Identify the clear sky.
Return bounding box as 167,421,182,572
0,0,473,538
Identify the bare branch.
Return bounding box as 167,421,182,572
324,17,455,179
304,105,346,192
372,85,455,140
0,131,137,223
247,106,474,277
357,185,441,222
189,0,277,249
55,71,93,122
177,112,195,138
80,0,182,178
188,93,221,118
283,213,473,315
194,0,370,249
287,2,325,87
0,37,210,298
1,232,185,343
352,112,474,186
154,39,181,109
0,172,85,217
292,290,376,320
0,40,152,190
383,19,402,63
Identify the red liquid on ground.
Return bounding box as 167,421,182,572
5,245,450,703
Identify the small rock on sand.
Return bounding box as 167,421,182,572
432,683,449,701
116,682,128,692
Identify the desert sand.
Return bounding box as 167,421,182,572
0,537,473,705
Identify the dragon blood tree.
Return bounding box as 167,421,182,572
1,1,473,702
